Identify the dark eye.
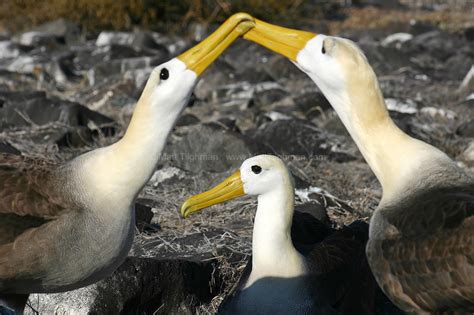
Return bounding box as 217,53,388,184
160,68,169,80
251,165,262,174
322,45,326,54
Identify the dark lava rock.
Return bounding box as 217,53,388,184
175,113,200,127
360,43,412,74
27,257,222,315
130,32,169,52
0,91,116,146
295,91,332,119
408,30,468,62
30,19,81,45
354,0,402,8
96,31,166,51
457,119,474,138
251,119,355,162
291,211,332,247
92,44,155,62
294,202,330,225
223,41,276,83
13,31,60,48
87,56,162,86
135,200,155,233
0,141,20,155
0,91,112,128
195,59,240,100
444,52,473,81
163,123,262,173
409,21,438,36
264,55,309,81
253,83,289,108
95,31,169,59
465,27,474,42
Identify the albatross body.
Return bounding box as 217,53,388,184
0,13,255,314
241,19,474,314
181,155,386,314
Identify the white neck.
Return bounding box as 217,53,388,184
310,73,450,202
247,182,307,287
79,80,187,204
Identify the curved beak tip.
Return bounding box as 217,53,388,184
177,13,256,76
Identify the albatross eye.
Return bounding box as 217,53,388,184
251,165,262,174
322,45,326,54
160,68,169,80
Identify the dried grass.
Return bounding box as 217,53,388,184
0,0,328,33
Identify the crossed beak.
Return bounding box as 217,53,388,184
178,13,255,75
243,18,317,62
181,171,245,218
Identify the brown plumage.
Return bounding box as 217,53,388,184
0,154,70,281
368,175,474,314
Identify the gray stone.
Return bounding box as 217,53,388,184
0,41,19,59
295,91,332,119
96,31,169,54
96,31,134,47
26,257,221,315
13,31,58,47
251,119,355,162
294,202,330,225
461,141,474,167
0,91,116,147
163,123,261,173
87,57,162,87
0,141,20,155
135,200,154,232
30,19,81,44
457,119,474,138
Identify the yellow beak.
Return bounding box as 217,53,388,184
180,171,245,218
243,18,316,62
178,13,255,75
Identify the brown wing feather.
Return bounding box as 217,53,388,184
371,184,474,313
0,153,73,244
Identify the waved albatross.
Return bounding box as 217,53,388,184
0,13,255,314
181,154,391,314
241,18,474,314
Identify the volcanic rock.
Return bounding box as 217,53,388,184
163,123,261,173
251,119,355,162
0,91,116,146
0,141,20,155
26,257,222,315
457,119,474,138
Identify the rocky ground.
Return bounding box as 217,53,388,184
0,6,473,315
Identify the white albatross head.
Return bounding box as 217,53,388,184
137,13,256,116
240,17,452,200
180,154,293,218
242,19,386,121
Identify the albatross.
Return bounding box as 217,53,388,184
0,13,255,314
181,154,389,314
241,18,474,314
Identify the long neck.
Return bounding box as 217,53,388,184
313,73,449,201
82,87,186,203
251,182,305,280
113,98,181,193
